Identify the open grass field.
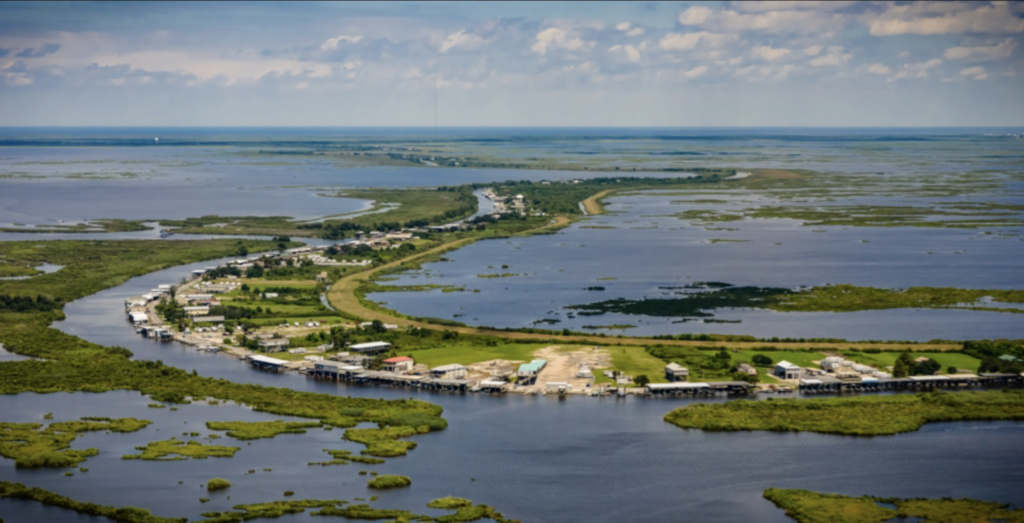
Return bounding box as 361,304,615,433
595,345,673,384
732,350,827,369
842,351,981,372
399,342,548,368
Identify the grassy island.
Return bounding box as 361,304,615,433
206,478,231,491
764,488,1024,523
205,421,322,440
665,390,1024,436
0,418,151,468
307,449,385,466
0,481,184,523
122,440,240,461
366,475,412,490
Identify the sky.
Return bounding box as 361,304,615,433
1,1,1023,127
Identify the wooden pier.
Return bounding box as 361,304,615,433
799,373,1022,393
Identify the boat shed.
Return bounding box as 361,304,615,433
431,364,467,380
248,354,288,372
128,312,149,324
349,341,392,354
648,382,712,395
517,359,547,385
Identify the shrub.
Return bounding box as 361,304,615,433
367,475,411,490
206,478,231,491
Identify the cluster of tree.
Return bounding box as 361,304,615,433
892,352,941,378
493,176,723,216
0,295,62,313
646,346,735,379
963,340,1024,374
203,266,242,280
155,298,187,324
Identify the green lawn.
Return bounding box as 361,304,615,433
842,351,981,372
732,350,827,369
597,346,673,384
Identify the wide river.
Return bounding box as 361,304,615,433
1,253,1022,522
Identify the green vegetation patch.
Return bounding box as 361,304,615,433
308,449,385,466
666,390,1024,436
366,475,411,489
205,421,322,440
206,478,231,491
0,417,151,468
0,481,184,523
763,488,1024,523
427,497,473,509
196,499,345,523
344,426,421,457
569,283,1024,319
122,440,240,461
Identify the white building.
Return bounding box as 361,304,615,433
348,341,392,354
665,362,689,382
775,361,802,380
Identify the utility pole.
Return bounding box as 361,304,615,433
434,75,438,141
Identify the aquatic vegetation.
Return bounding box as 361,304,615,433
665,390,1024,436
344,426,421,457
122,440,240,460
763,488,1024,523
0,418,151,468
206,478,231,491
427,497,473,509
205,421,323,440
197,499,345,523
366,475,412,489
569,283,1024,318
0,481,185,523
147,403,166,409
308,449,385,466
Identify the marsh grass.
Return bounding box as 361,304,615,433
763,488,1024,523
666,390,1024,436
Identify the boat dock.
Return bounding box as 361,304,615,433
799,373,1023,393
307,361,482,392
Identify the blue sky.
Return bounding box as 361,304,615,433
1,1,1022,127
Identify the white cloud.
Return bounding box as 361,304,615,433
729,1,858,12
809,46,851,66
626,27,645,37
659,31,736,51
866,63,891,75
944,38,1017,60
735,63,796,80
609,44,641,63
751,45,791,61
615,22,632,31
320,35,362,51
890,58,943,81
439,30,484,53
683,65,708,78
531,27,593,55
803,45,823,56
960,65,988,80
678,5,846,33
869,2,1024,36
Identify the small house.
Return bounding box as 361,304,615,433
430,364,467,380
775,361,802,380
316,272,329,283
383,356,414,373
257,338,290,353
665,362,689,382
736,363,757,376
